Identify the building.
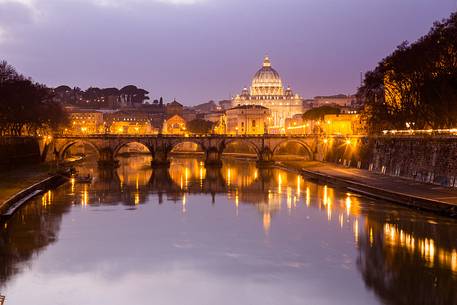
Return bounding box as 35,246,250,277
192,100,220,114
218,100,233,110
162,114,187,135
285,114,312,135
204,111,224,124
66,108,104,134
226,105,270,135
105,110,155,134
310,94,356,108
166,100,184,116
322,113,363,135
182,108,197,122
232,56,303,132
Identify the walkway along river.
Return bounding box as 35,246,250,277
1,155,457,305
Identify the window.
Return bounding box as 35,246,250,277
252,120,256,127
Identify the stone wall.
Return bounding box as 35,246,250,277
0,137,42,169
319,136,457,187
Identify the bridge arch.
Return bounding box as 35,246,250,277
113,140,153,157
272,139,313,160
169,140,205,153
222,139,261,158
58,140,101,160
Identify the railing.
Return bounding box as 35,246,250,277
55,133,319,138
382,129,457,137
53,133,367,140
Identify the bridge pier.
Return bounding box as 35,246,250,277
204,147,223,168
97,147,119,168
256,147,275,168
151,147,171,168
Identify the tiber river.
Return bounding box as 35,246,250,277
1,155,457,305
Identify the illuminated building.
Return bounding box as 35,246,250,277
322,113,363,135
214,116,227,135
67,109,104,134
232,56,303,133
226,105,270,135
162,114,187,135
285,114,312,135
105,110,155,134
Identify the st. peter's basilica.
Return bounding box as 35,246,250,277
232,56,303,132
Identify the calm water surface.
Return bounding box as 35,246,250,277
1,155,457,305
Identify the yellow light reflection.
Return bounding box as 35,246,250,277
235,188,239,208
345,194,351,216
185,167,189,188
227,168,231,187
182,194,187,214
327,198,332,221
263,212,271,233
70,177,75,193
382,223,456,270
81,184,88,206
41,190,52,207
296,176,301,197
323,185,328,206
369,228,374,246
278,174,282,194
287,187,292,211
354,219,359,244
306,186,310,207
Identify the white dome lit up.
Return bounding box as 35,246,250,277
232,55,303,131
250,56,284,96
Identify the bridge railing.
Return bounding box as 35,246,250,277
53,133,325,139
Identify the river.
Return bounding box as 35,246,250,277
1,155,457,305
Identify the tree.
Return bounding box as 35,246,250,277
358,12,457,133
0,60,19,83
303,106,340,121
0,61,69,136
187,119,214,134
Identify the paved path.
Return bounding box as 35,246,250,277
280,161,457,210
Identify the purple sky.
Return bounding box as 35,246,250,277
0,0,456,105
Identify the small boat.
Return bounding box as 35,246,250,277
75,174,93,184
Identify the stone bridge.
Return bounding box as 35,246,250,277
46,134,321,167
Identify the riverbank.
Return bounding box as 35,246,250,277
277,161,457,217
0,162,68,218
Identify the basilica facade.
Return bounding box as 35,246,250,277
232,56,303,132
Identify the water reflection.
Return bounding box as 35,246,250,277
1,155,457,304
0,189,70,288
357,212,457,305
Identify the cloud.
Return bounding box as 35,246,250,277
0,26,6,43
0,0,38,44
84,0,208,7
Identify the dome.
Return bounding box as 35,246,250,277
250,56,284,96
